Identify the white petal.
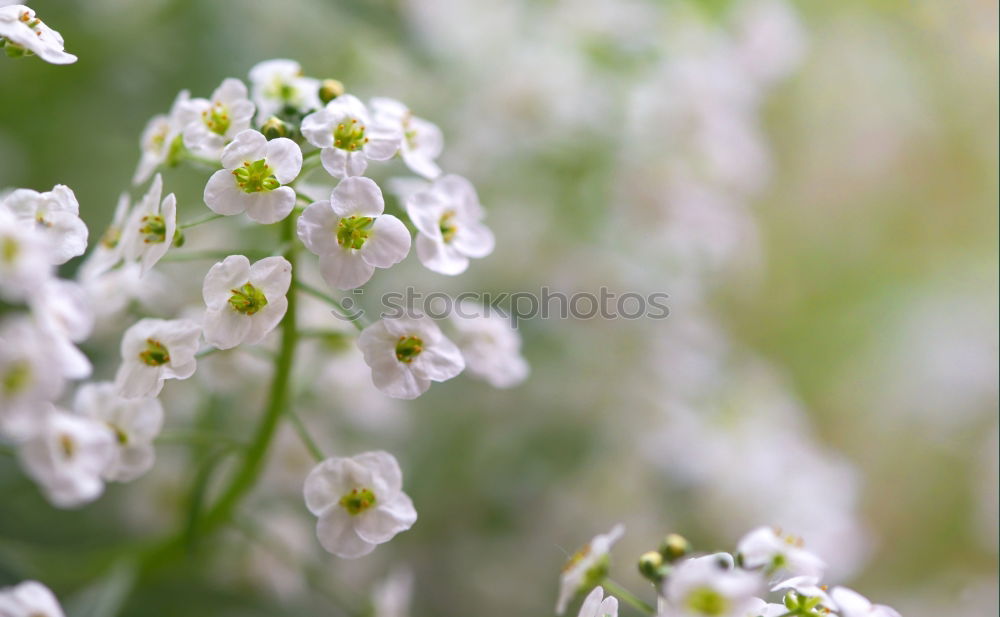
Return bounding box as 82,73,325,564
355,493,417,544
243,187,296,224
354,450,403,494
115,361,163,400
203,170,247,216
249,255,292,297
221,129,268,169
202,255,252,310
360,215,410,269
452,219,495,258
330,176,384,218
320,147,349,178
265,137,303,184
296,200,341,256
415,234,469,275
245,296,287,345
317,509,376,558
304,458,352,514
319,250,375,290
301,109,335,148
412,335,464,382
203,306,251,350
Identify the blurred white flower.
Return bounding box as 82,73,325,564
303,450,417,559
450,302,528,388
371,97,443,179
0,207,53,302
357,316,464,400
0,5,76,64
737,526,826,580
29,278,94,380
556,524,625,615
79,192,130,279
79,261,167,327
248,59,320,125
297,176,410,290
0,580,66,617
372,568,414,617
301,94,401,178
114,317,200,399
203,129,301,224
74,381,163,482
662,555,762,617
1,184,87,264
770,575,832,606
830,587,901,617
18,407,114,508
180,77,256,159
577,586,618,617
406,174,494,275
202,254,291,349
133,90,189,186
121,174,177,275
0,318,64,440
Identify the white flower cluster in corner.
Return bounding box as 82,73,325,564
554,524,901,617
0,3,75,64
0,579,66,617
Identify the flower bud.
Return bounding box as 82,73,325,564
172,228,185,248
319,79,345,104
261,116,289,140
638,550,666,583
659,533,691,563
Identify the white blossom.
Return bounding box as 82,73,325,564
406,174,494,275
114,317,201,399
297,176,410,290
203,129,302,224
737,526,826,580
74,381,164,482
0,5,75,64
450,301,528,388
662,555,762,617
79,192,130,279
357,316,465,400
0,207,53,302
202,255,291,349
133,90,190,186
301,94,401,178
2,184,87,264
121,174,178,274
180,78,256,159
0,580,66,617
556,524,625,615
0,318,66,441
303,450,417,559
830,587,901,617
373,568,413,617
29,278,93,380
371,97,443,179
577,586,618,617
770,575,832,606
248,59,320,124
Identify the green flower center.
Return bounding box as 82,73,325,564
1,236,19,263
395,335,424,363
108,423,129,445
2,360,31,395
333,118,369,151
202,102,231,136
139,338,170,366
336,215,374,249
233,158,280,193
58,433,76,458
685,587,729,616
139,215,167,244
228,282,268,315
339,487,376,515
100,225,122,250
439,211,457,244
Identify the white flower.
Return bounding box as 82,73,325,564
301,94,401,178
577,587,618,617
303,450,417,559
29,278,94,380
133,90,190,186
829,587,901,617
2,184,87,264
248,59,320,124
114,317,201,399
0,5,75,64
450,302,529,388
203,129,302,224
357,316,465,400
662,555,762,617
297,176,410,290
737,526,826,580
18,407,114,508
121,174,178,274
79,192,130,279
556,524,625,615
79,261,167,326
0,207,53,302
180,78,256,159
202,255,291,349
0,318,64,441
0,580,66,617
372,568,413,617
371,97,443,179
770,575,832,609
406,174,494,275
74,381,163,482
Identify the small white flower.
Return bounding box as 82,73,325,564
18,407,114,508
2,184,87,264
0,207,53,302
0,580,67,617
303,450,417,559
248,59,320,124
74,381,164,483
770,575,832,606
829,587,901,617
301,94,401,178
29,278,94,380
406,174,494,275
79,192,130,279
0,318,64,441
372,568,413,617
450,301,529,388
371,97,443,179
202,255,291,349
180,78,256,159
737,526,826,580
133,90,190,186
121,174,178,274
556,524,625,615
79,261,166,326
114,317,201,399
357,316,465,400
662,555,762,617
297,176,410,290
577,587,618,617
204,129,302,224
0,5,76,64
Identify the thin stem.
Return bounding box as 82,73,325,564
179,212,225,230
294,280,366,331
287,409,325,462
602,579,656,616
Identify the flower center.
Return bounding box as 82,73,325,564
139,215,167,244
139,338,170,366
685,587,729,616
228,282,269,315
233,159,280,193
58,433,76,459
439,211,457,244
1,236,19,263
2,360,31,395
35,212,52,228
202,102,231,136
339,487,377,515
336,215,374,249
333,118,369,151
395,336,424,363
107,423,129,444
100,225,122,249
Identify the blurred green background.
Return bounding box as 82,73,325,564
0,0,996,616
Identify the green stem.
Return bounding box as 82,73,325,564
294,280,366,331
287,409,325,462
602,579,656,616
179,212,225,230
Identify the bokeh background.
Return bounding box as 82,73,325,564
0,0,997,616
